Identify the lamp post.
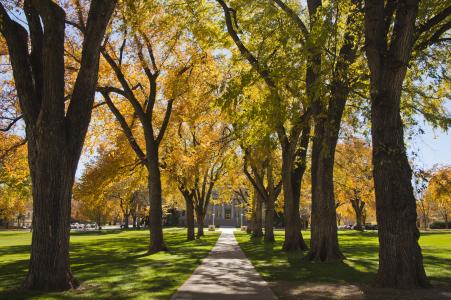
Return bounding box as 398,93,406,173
212,213,215,227
240,213,243,228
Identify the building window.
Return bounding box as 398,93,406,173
225,208,231,220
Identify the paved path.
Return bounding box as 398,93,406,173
171,228,277,300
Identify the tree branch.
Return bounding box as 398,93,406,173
99,90,147,164
155,99,174,145
0,115,23,132
66,0,117,151
216,0,276,90
417,6,451,34
0,2,39,124
416,20,451,51
271,0,309,42
101,48,147,124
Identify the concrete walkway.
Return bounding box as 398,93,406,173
171,228,277,300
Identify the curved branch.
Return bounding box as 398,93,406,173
271,0,309,41
99,90,147,164
215,0,276,90
0,115,23,132
155,99,174,145
417,6,451,34
416,20,451,51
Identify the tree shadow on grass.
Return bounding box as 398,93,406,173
0,229,220,300
236,231,451,300
70,229,124,236
236,231,376,284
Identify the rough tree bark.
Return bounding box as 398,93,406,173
264,201,275,242
363,0,444,288
291,126,310,240
253,186,264,238
147,151,166,252
280,128,309,252
248,195,256,234
0,0,115,291
180,189,195,241
186,198,195,241
264,162,278,242
196,211,205,238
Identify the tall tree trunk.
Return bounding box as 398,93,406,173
306,31,357,261
253,190,264,238
24,138,78,291
136,207,141,229
264,197,275,242
281,147,308,251
371,87,429,287
0,0,116,291
196,211,205,238
364,0,430,288
248,198,256,234
308,131,344,261
306,0,360,262
147,154,167,253
305,0,341,262
185,195,195,241
264,162,277,243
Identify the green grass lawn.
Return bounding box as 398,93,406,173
0,228,220,299
235,230,451,286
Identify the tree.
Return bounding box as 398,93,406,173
334,138,375,230
0,133,31,227
413,168,432,230
270,0,365,261
160,45,228,240
73,137,147,228
94,0,198,252
243,145,282,242
164,115,232,238
363,0,450,288
215,0,310,251
0,0,115,290
425,166,451,228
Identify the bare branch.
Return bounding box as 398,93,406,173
0,115,23,132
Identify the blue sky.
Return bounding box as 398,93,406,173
411,122,450,170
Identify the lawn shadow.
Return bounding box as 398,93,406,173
235,230,451,300
0,229,220,299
